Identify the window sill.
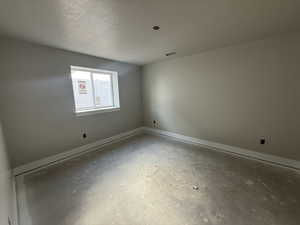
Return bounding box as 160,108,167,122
75,107,120,117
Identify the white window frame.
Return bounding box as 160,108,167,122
71,66,120,116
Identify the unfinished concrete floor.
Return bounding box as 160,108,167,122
16,134,300,225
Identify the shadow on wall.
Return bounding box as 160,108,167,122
0,121,14,225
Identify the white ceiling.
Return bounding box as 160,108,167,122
0,0,300,65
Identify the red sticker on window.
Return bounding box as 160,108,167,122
78,80,87,94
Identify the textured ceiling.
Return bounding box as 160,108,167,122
0,0,300,65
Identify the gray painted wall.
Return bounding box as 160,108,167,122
0,121,14,225
0,38,143,167
143,33,300,161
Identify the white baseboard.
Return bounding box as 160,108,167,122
13,128,143,176
13,126,300,176
143,127,300,171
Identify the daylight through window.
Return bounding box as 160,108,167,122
71,66,120,115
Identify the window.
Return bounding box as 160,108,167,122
71,66,120,116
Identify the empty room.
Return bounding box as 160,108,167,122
1,1,300,225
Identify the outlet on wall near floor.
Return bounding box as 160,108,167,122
153,120,157,128
260,138,266,145
82,133,87,139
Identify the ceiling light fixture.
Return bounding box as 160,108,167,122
152,26,160,30
165,52,176,56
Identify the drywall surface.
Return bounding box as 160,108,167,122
143,33,300,161
0,38,143,167
0,122,14,225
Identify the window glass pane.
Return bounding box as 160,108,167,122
71,70,94,110
93,73,113,107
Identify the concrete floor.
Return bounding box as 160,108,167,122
16,134,300,225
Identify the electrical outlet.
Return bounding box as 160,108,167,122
153,120,157,127
260,138,266,145
82,133,87,139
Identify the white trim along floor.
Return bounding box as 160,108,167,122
13,127,300,177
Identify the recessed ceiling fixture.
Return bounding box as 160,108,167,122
165,52,176,56
152,26,160,30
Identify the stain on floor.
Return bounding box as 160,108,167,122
16,134,300,225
